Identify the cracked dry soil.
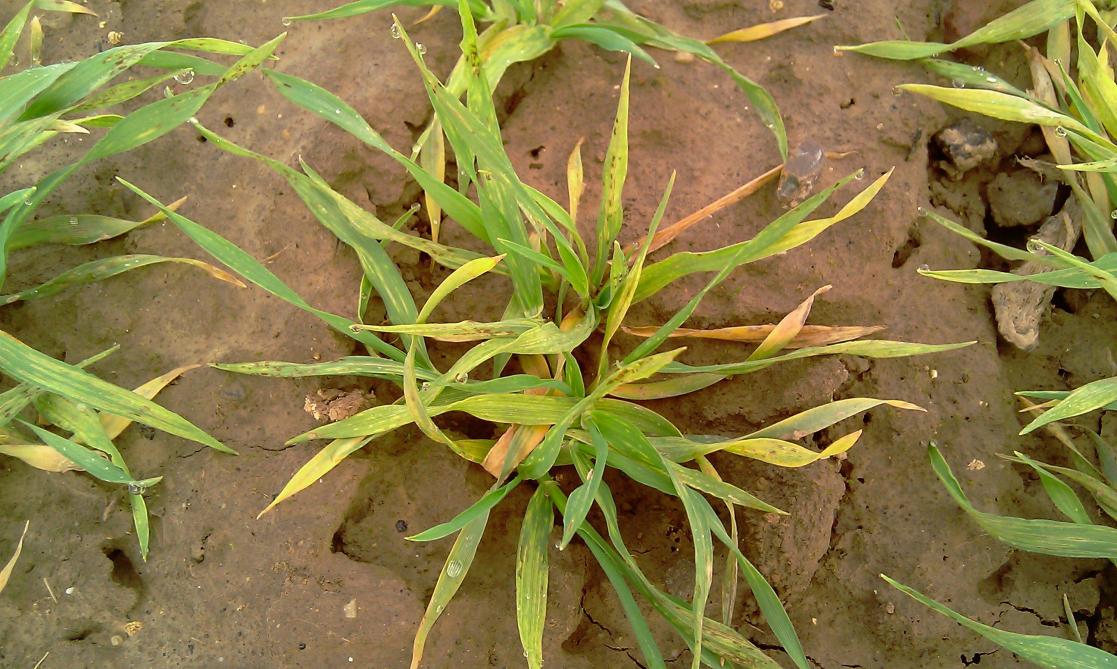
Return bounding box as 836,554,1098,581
1,1,1116,668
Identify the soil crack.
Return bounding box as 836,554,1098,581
1000,601,1059,627
178,445,207,459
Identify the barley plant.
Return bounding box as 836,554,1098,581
0,1,283,558
843,1,1117,664
123,5,967,667
285,0,826,245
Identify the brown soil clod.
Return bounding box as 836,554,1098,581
932,119,998,180
991,202,1081,350
303,388,372,422
986,169,1059,229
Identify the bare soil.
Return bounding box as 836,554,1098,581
2,1,1115,668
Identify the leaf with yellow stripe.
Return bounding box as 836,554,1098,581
0,330,231,454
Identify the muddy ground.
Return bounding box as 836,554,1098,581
1,0,1116,667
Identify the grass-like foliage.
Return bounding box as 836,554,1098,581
841,0,1117,431
284,0,826,246
845,2,1117,664
0,1,283,558
124,5,967,666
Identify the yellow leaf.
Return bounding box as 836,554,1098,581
567,138,585,225
622,323,883,347
749,285,831,360
481,424,548,477
0,444,82,473
708,15,826,44
258,436,370,518
609,373,725,400
99,364,200,440
638,165,781,255
0,521,30,595
414,4,442,25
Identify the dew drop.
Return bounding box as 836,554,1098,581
891,86,903,97
420,381,431,392
985,76,997,83
854,168,865,181
390,24,401,39
68,217,78,226
174,69,195,85
416,42,427,55
446,560,463,578
281,17,293,27
1055,126,1068,137
454,372,468,384
1110,209,1117,220
951,79,965,89
917,263,930,272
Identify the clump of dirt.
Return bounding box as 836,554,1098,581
304,388,372,422
1,0,1114,668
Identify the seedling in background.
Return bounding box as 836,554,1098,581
126,6,968,667
0,1,286,557
284,0,824,244
845,1,1117,663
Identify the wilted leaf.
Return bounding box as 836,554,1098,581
708,15,825,45
0,520,29,594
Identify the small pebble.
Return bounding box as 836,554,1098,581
395,519,408,533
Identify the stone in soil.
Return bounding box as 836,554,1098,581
987,169,1058,228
